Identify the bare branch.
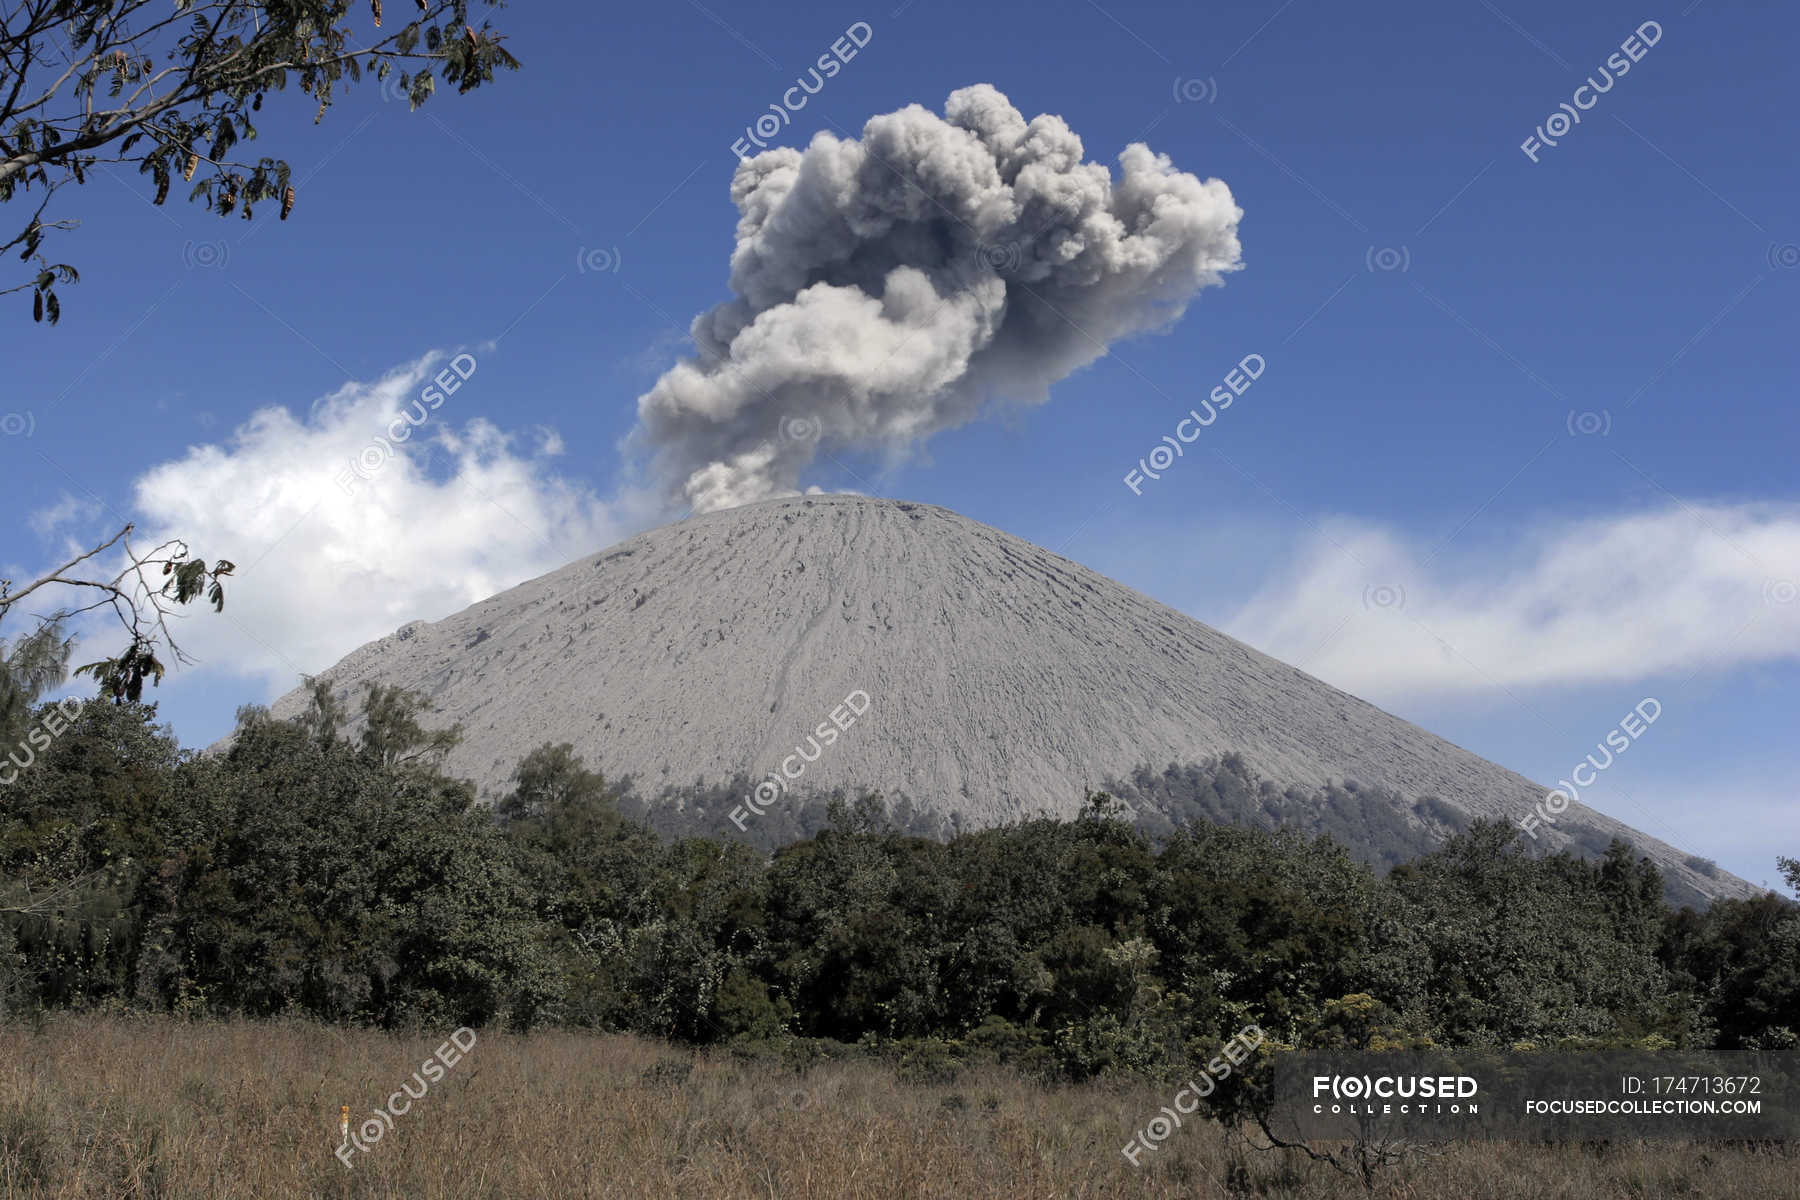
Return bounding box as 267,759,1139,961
0,522,232,702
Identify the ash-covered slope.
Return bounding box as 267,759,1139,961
269,494,1757,903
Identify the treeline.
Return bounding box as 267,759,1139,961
627,755,1671,903
1106,757,1459,873
0,691,1794,1082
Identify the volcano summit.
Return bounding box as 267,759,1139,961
269,494,1756,904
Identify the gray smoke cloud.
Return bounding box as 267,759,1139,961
636,84,1244,513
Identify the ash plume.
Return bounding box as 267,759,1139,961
636,84,1245,513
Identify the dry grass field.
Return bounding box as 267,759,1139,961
0,1015,1790,1198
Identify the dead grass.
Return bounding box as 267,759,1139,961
0,1014,1789,1198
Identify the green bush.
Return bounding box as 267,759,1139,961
1,692,1792,1090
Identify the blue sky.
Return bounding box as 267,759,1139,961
4,0,1795,891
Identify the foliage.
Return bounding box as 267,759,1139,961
1108,754,1453,872
0,621,71,744
0,0,520,322
0,688,548,1027
0,524,232,706
0,697,1792,1087
354,680,461,768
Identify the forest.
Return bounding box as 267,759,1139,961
2,684,1794,1084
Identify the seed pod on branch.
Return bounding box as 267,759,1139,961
183,152,199,181
280,185,295,220
371,0,382,27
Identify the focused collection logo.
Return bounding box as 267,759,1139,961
1312,1073,1480,1115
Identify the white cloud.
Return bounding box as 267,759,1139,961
28,493,102,540
1227,504,1800,700
130,352,661,695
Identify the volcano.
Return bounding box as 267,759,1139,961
268,494,1757,904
